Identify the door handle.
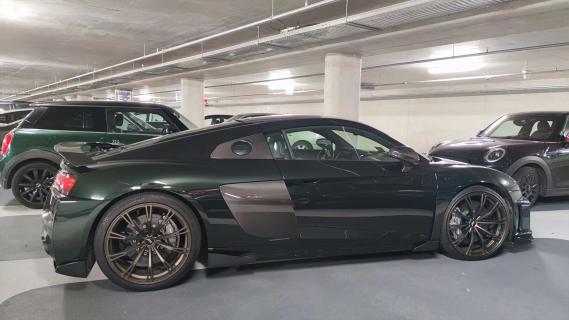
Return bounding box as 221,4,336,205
301,179,319,184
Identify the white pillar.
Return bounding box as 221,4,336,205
323,53,362,121
180,78,204,127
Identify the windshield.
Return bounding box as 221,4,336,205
482,114,565,141
172,110,197,130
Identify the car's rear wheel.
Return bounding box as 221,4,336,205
440,186,511,261
94,192,201,291
11,162,57,209
513,166,540,206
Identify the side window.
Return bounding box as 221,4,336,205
13,111,29,121
0,114,7,124
265,131,291,160
34,107,106,132
283,126,395,162
107,109,178,134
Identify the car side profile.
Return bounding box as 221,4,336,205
429,112,569,205
42,115,532,291
0,101,194,208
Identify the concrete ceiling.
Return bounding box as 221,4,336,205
1,0,569,104
0,0,325,96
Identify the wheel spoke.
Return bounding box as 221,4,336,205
109,251,129,262
465,230,475,255
475,224,497,239
160,210,175,227
109,232,127,240
153,247,173,272
23,174,33,182
145,205,153,224
477,219,506,225
474,228,487,254
157,242,189,254
452,230,470,245
122,212,140,230
162,226,189,239
122,248,145,278
478,193,486,215
465,196,476,213
147,248,154,281
479,201,499,220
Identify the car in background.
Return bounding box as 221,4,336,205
0,109,33,139
42,115,531,290
204,114,232,126
0,100,32,111
430,111,569,206
0,101,195,208
225,112,279,122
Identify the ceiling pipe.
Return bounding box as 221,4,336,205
204,41,569,88
0,0,342,101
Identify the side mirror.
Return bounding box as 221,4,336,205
476,130,484,137
316,138,332,149
387,146,421,171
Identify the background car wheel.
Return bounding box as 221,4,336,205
513,166,540,206
440,186,512,261
94,192,201,291
11,161,57,209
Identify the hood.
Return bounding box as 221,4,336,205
429,137,539,164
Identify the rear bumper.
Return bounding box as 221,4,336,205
512,197,532,243
41,192,99,278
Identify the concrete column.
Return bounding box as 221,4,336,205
323,53,362,121
180,78,204,127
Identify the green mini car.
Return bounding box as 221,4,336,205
0,101,195,208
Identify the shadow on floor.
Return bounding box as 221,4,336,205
1,239,568,320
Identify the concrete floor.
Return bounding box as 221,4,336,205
0,189,568,320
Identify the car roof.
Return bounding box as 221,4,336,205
506,111,569,117
238,114,322,123
30,101,173,109
0,108,33,114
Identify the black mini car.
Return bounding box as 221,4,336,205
42,115,531,290
430,112,569,205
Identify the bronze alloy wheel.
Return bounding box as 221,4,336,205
444,187,510,259
104,203,192,285
514,167,540,206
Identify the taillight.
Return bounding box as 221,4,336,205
1,130,15,158
53,171,77,196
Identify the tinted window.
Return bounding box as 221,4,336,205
34,107,106,132
282,126,395,162
483,114,565,141
107,109,180,134
265,131,291,160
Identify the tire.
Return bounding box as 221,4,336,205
513,166,540,207
11,161,58,209
94,192,201,291
440,186,512,261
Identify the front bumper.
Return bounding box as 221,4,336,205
512,197,532,243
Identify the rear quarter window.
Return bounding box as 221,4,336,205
32,107,107,132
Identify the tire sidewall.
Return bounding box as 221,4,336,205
11,161,58,209
440,185,512,261
94,192,202,291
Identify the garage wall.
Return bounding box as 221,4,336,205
207,91,569,153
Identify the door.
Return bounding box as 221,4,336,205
104,108,181,145
265,125,436,253
548,115,569,191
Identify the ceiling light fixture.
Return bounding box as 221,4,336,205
266,70,296,95
425,46,484,75
0,1,35,21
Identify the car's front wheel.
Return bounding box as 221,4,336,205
513,166,541,206
11,161,57,209
440,186,511,260
94,192,201,291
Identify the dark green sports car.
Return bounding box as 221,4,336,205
42,115,532,291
